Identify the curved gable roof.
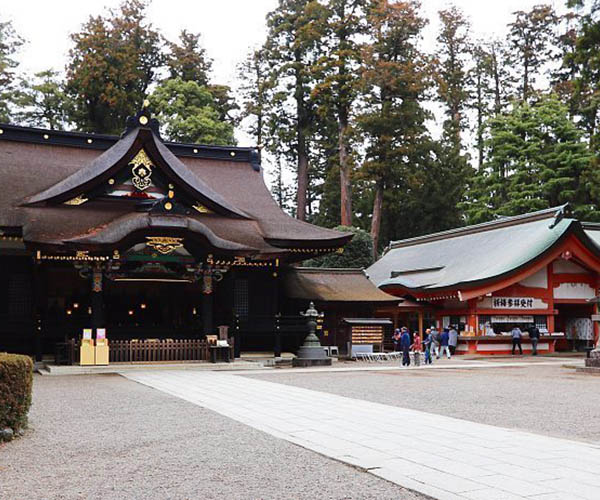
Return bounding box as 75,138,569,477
368,206,600,292
23,126,248,218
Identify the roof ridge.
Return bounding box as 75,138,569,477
385,205,570,252
294,267,365,274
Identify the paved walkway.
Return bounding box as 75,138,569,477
125,370,600,500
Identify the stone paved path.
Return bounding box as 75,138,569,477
124,370,600,500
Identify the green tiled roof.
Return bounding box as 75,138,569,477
367,206,596,292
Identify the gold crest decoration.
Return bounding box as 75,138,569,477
130,149,153,191
64,195,88,206
145,236,184,255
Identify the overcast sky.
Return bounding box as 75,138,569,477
3,0,565,150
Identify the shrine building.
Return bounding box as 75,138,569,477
368,206,600,354
0,108,352,360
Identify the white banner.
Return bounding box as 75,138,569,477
492,297,535,309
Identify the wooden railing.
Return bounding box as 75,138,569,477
109,339,211,363
66,338,235,364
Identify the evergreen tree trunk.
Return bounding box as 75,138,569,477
339,115,352,226
370,178,384,261
295,53,309,221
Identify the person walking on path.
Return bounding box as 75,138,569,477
511,325,523,355
400,328,412,366
411,332,422,366
448,325,458,355
440,327,451,359
528,324,540,355
430,326,441,359
392,329,402,352
423,329,433,365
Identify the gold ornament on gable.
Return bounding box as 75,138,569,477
130,149,154,191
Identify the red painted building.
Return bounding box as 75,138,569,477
367,206,600,354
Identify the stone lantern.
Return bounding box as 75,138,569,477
292,302,332,367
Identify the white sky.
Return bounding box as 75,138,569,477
3,0,566,186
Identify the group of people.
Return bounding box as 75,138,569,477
392,325,458,367
510,324,541,355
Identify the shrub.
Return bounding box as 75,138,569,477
0,353,33,435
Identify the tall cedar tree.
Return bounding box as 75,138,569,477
66,0,164,134
238,48,295,212
167,30,212,86
359,0,431,257
14,70,72,130
436,6,471,152
312,0,367,226
167,30,238,130
508,5,558,102
435,6,473,227
465,94,596,222
0,19,24,122
560,1,600,145
264,0,325,221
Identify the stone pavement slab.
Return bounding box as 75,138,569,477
124,370,600,500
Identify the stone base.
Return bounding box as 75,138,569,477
292,357,332,367
585,350,600,368
576,366,600,375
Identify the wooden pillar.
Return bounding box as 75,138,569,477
273,272,281,357
32,261,43,361
418,310,423,336
202,292,214,335
91,267,104,332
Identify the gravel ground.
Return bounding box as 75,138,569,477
248,363,600,443
0,374,423,500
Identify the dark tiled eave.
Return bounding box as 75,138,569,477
0,123,261,170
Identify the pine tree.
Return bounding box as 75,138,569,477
149,78,235,145
465,94,595,222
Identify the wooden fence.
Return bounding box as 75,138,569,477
67,338,235,363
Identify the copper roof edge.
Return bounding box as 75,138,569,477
0,122,261,168
385,204,571,253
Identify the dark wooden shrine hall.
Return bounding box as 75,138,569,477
0,106,352,360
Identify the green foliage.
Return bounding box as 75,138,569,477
0,19,24,122
304,225,373,268
167,30,212,86
149,78,235,145
65,0,164,133
464,94,596,223
0,353,33,434
508,5,558,102
14,70,73,130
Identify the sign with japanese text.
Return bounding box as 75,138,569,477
491,297,534,309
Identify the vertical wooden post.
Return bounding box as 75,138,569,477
91,267,104,333
202,292,213,335
273,271,281,357
32,260,43,361
418,310,423,336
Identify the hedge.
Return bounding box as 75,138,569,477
0,353,33,433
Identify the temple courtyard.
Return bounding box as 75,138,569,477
1,357,599,500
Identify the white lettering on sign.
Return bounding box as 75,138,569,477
492,297,535,309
